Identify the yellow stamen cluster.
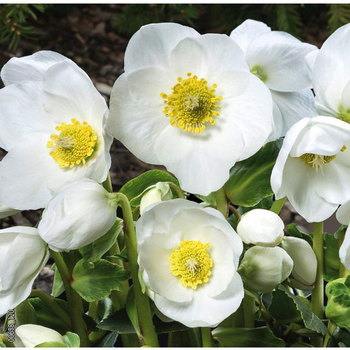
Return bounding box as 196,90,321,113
47,118,97,168
160,73,222,134
299,145,347,173
169,240,213,289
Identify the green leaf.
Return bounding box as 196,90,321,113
334,225,347,239
62,332,80,348
96,298,114,323
153,317,189,334
268,289,301,324
71,259,130,302
279,285,328,335
212,326,285,347
15,300,37,326
126,286,140,336
328,326,350,347
35,342,68,347
96,332,119,347
195,193,217,206
120,170,179,201
324,233,341,282
224,139,283,207
52,265,65,297
80,219,123,263
287,223,313,246
97,308,136,334
291,342,314,347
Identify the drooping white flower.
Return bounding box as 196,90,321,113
108,23,274,196
336,200,350,270
0,227,49,316
230,19,318,140
238,246,293,293
312,23,350,121
281,236,317,290
0,51,113,210
271,116,350,223
136,199,244,328
38,179,118,252
236,208,284,247
140,182,173,215
15,325,65,348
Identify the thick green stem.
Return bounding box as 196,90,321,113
243,295,255,328
115,193,159,347
187,329,201,347
270,197,286,214
323,320,337,347
50,251,89,347
89,301,98,321
102,173,113,193
29,289,72,329
311,222,324,319
214,188,228,218
167,182,185,199
201,327,213,347
229,204,241,221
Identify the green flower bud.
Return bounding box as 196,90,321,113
238,246,293,293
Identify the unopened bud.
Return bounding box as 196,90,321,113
140,182,173,215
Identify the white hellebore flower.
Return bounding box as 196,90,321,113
38,179,118,252
15,325,65,348
108,23,274,196
236,208,284,247
271,116,350,223
281,236,317,290
136,199,244,327
312,23,350,122
0,227,49,316
230,19,317,140
336,200,350,270
140,182,173,215
0,51,113,210
238,246,293,293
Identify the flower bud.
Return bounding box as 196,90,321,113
140,182,173,215
237,209,284,247
281,236,317,290
238,246,293,293
15,325,65,347
38,179,118,252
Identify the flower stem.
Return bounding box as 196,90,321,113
311,222,324,319
214,188,228,218
201,327,213,347
270,197,286,214
243,294,255,328
115,193,159,347
29,289,72,329
102,173,113,193
229,204,241,220
167,182,185,199
50,250,89,347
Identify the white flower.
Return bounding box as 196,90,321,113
38,179,118,252
281,236,317,290
271,116,350,223
140,182,173,215
15,325,65,348
0,227,49,316
0,51,113,210
336,200,350,270
0,202,20,219
312,23,350,121
136,199,244,328
108,23,274,196
236,208,284,247
238,246,293,293
230,19,317,140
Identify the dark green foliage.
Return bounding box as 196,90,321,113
327,5,350,34
0,4,49,50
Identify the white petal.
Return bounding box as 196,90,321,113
124,23,200,74
0,82,55,151
266,100,284,142
271,89,317,137
230,19,271,54
16,325,65,348
337,200,350,225
1,51,68,86
305,50,319,79
312,23,350,114
0,202,20,219
154,272,244,328
341,78,350,111
247,31,317,92
340,226,350,270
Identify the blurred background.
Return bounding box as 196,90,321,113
0,4,346,315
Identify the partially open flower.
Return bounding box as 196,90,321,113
108,23,274,196
140,182,173,215
0,227,49,316
136,199,244,327
38,179,118,252
236,209,284,247
238,246,293,293
281,236,317,290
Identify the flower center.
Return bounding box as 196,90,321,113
160,73,222,134
299,146,346,173
47,118,97,168
250,65,268,83
169,240,213,289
